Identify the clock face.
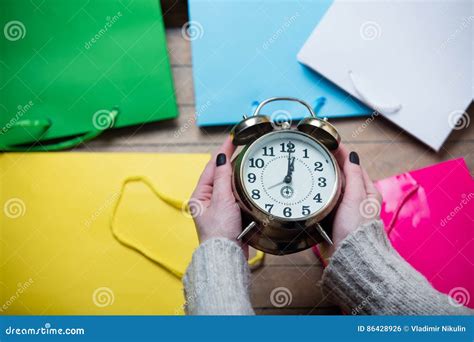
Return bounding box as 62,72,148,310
240,131,337,220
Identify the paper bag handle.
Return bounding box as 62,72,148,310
348,71,402,114
0,108,119,151
110,176,265,280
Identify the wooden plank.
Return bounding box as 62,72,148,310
171,67,195,106
79,127,474,179
250,265,335,310
166,32,192,66
250,248,323,267
161,1,189,28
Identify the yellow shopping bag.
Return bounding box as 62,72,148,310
0,153,207,315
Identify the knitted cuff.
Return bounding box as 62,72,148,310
183,238,254,315
322,220,472,315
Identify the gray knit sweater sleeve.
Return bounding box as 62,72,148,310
183,238,254,315
183,221,472,315
322,220,473,315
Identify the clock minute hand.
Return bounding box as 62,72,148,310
284,151,294,183
268,180,286,190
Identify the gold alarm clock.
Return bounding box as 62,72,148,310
231,97,342,255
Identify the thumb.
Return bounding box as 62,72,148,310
342,151,367,203
212,152,235,203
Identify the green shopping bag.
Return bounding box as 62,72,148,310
0,0,178,151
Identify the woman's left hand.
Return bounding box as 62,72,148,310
190,137,246,254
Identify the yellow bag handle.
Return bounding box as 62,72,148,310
110,176,265,280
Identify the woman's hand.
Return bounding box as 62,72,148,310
190,137,246,254
324,144,382,257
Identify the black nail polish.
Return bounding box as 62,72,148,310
349,151,360,165
216,153,226,166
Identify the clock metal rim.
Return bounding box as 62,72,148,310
234,130,341,224
297,117,341,150
230,115,274,146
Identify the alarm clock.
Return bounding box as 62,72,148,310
231,97,342,255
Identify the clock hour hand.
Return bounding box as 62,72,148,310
284,152,295,184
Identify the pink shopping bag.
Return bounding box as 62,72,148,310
375,158,473,309
313,158,473,309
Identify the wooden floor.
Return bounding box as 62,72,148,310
77,28,474,315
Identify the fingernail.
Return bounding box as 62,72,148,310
216,153,226,167
349,151,359,165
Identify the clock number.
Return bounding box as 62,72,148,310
302,205,311,216
247,173,256,183
318,177,327,187
314,161,323,171
280,141,295,153
303,149,309,158
283,207,292,218
249,158,264,168
262,146,275,157
251,189,261,199
313,193,322,203
265,204,274,213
